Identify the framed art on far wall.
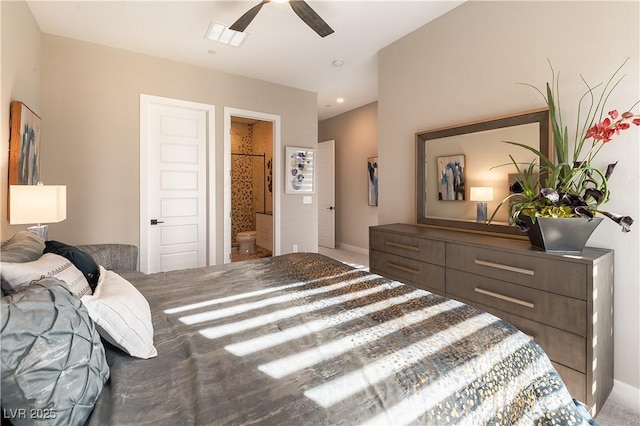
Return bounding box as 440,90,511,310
9,101,41,186
367,156,378,206
285,146,315,194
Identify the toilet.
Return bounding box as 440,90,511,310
237,230,257,254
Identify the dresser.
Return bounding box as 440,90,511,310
369,223,614,415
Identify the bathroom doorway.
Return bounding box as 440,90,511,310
228,114,276,263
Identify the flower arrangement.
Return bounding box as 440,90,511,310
491,59,639,233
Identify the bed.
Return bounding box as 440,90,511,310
1,233,596,425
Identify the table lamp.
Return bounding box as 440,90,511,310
470,186,493,223
10,183,67,240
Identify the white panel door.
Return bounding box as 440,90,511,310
145,101,208,273
318,140,335,248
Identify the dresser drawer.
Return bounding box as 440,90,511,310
370,230,445,266
447,269,586,336
370,250,445,294
553,362,586,403
446,243,586,299
452,295,586,373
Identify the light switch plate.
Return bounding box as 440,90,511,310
303,196,312,204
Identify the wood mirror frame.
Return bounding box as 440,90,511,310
416,108,550,237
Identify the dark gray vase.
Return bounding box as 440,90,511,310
523,216,603,253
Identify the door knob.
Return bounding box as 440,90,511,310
150,219,165,225
326,206,335,210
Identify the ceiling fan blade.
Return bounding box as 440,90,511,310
229,0,270,32
289,0,334,38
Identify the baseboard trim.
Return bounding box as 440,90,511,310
609,380,640,412
336,242,369,256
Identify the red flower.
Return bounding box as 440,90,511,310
585,111,640,143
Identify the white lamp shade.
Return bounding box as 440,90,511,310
9,185,67,225
470,187,494,202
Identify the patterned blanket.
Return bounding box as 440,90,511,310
89,253,595,425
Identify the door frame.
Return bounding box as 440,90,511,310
317,139,336,248
139,94,216,273
224,107,281,263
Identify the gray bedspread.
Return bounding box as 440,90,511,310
88,253,594,425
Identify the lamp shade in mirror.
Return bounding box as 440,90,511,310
470,186,493,223
470,187,494,202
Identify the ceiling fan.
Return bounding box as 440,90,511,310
229,0,334,38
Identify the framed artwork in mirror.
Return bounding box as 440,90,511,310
436,154,465,201
285,146,315,194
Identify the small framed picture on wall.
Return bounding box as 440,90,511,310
285,146,315,194
367,156,378,206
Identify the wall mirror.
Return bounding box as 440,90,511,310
416,109,550,236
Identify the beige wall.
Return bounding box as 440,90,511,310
1,0,42,240
319,102,378,251
378,0,640,402
32,34,317,262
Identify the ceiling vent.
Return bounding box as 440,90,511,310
206,22,247,47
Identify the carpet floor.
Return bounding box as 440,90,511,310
597,400,640,425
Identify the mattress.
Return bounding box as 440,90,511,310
88,252,594,425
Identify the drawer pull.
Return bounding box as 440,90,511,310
474,287,535,309
387,262,419,275
474,259,535,276
386,241,420,252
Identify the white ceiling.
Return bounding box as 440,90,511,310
27,0,464,121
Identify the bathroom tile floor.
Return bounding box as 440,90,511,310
231,246,272,263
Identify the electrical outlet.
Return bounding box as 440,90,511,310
292,244,298,253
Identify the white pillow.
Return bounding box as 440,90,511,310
1,253,92,296
81,266,157,359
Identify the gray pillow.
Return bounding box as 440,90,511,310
1,231,46,295
1,277,110,425
0,230,45,263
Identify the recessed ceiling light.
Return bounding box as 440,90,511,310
336,98,345,103
206,22,247,47
331,59,344,67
